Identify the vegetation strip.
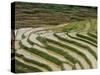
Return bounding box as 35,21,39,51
45,37,93,68
15,57,43,72
54,33,97,59
76,32,97,44
67,32,97,47
16,53,53,71
36,36,91,69
88,32,97,39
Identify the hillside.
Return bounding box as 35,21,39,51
11,2,97,73
13,19,97,73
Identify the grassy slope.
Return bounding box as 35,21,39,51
15,2,97,29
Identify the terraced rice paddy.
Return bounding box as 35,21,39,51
11,2,97,73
